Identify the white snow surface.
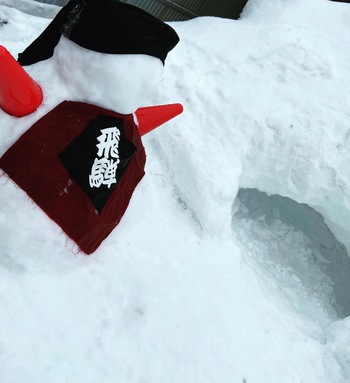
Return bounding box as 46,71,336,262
54,36,164,114
1,0,350,381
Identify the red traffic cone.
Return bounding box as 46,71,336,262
135,103,183,136
0,45,43,117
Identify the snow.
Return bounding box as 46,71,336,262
1,0,350,381
54,37,164,114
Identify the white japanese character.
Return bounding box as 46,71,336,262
89,157,120,188
96,127,120,159
89,157,109,188
101,158,120,188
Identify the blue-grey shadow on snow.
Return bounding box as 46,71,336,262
233,188,350,320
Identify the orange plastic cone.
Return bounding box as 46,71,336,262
135,103,183,136
0,45,43,117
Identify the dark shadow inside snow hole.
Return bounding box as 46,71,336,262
232,188,350,319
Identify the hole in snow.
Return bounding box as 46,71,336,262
232,188,350,321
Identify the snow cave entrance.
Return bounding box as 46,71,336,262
232,188,350,320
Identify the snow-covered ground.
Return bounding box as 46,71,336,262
1,0,350,381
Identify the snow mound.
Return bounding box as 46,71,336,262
54,37,164,114
151,0,350,255
1,0,350,381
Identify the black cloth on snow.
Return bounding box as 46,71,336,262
18,0,78,66
18,0,179,66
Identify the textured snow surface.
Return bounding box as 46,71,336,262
54,37,164,114
1,0,350,382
